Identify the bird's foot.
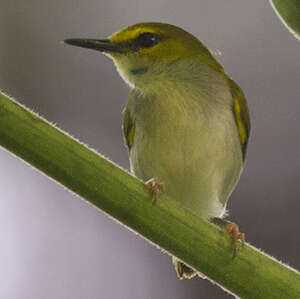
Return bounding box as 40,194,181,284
172,257,206,280
145,177,165,204
212,218,245,258
224,222,245,258
172,257,200,280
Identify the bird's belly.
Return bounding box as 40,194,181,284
129,115,243,219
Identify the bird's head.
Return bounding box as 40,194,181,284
65,22,222,89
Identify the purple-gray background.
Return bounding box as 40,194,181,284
0,1,300,298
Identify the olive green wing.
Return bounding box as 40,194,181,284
122,104,135,151
229,79,251,161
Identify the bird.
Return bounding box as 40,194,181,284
64,22,250,279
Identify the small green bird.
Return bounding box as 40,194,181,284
65,22,250,279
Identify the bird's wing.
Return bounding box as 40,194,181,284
229,79,251,161
122,103,135,151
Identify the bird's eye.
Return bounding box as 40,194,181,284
135,32,160,48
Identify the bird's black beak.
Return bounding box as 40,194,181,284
63,38,123,53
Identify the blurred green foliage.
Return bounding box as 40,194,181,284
271,0,300,40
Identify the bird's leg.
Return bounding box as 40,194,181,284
211,217,245,258
145,177,165,204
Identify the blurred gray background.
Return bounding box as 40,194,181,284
0,1,299,298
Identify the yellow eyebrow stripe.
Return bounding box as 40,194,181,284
110,27,156,43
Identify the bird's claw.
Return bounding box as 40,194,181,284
224,222,245,258
145,177,165,204
172,257,198,280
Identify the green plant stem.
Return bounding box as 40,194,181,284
0,91,300,299
271,0,300,40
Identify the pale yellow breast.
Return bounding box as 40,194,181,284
128,80,243,219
